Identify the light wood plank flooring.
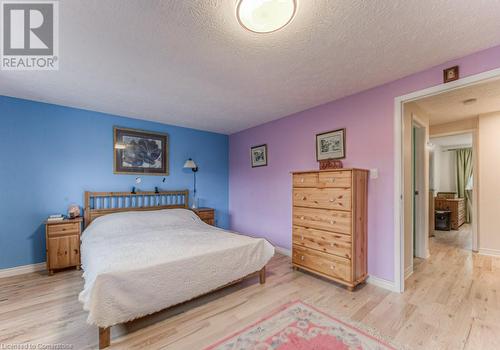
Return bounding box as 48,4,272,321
1,225,499,349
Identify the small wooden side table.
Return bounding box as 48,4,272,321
45,217,82,275
192,208,215,225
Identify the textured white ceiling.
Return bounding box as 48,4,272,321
2,0,500,134
415,77,500,125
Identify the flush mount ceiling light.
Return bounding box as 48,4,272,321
237,0,296,33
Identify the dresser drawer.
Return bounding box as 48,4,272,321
293,245,351,281
293,173,319,187
318,171,351,188
47,222,80,236
293,207,351,234
293,188,351,211
293,226,352,259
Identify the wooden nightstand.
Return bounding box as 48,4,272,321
45,217,82,275
192,208,215,225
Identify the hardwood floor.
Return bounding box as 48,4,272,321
1,226,499,349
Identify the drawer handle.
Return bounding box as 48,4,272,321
301,256,305,261
302,196,307,201
330,220,336,224
330,265,335,270
329,198,335,202
331,178,336,182
300,178,305,183
301,235,304,240
301,216,305,220
74,249,79,254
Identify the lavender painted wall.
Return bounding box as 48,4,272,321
229,44,500,282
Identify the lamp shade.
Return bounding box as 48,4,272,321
183,159,197,169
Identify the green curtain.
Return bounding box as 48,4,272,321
456,148,473,223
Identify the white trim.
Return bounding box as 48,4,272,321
412,122,429,260
404,264,414,279
472,129,479,252
277,245,397,292
394,97,404,293
394,67,500,293
279,244,397,292
366,275,398,292
0,262,46,278
275,245,291,257
478,248,500,257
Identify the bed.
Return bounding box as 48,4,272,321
80,190,274,348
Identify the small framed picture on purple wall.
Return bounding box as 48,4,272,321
114,127,169,175
316,128,346,160
250,144,267,167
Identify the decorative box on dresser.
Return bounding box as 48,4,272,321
291,169,368,291
192,207,215,225
45,217,83,275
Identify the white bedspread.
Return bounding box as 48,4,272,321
79,209,274,327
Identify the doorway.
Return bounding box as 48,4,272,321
394,68,500,292
428,132,474,251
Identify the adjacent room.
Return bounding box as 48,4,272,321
2,1,500,349
430,133,473,248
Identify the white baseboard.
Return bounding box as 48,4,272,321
274,245,291,257
366,275,398,292
276,247,397,292
404,265,414,279
0,262,46,278
478,248,500,257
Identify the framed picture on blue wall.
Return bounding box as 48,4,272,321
113,127,169,175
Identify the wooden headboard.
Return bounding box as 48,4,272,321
84,190,189,228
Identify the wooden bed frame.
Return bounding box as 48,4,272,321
83,190,267,349
84,190,190,228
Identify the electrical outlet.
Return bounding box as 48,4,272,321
370,168,378,179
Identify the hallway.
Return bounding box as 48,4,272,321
432,224,472,250
407,224,500,349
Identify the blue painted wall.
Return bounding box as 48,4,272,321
0,96,229,269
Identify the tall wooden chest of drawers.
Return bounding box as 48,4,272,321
291,169,368,291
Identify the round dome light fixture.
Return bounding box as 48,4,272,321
237,0,296,33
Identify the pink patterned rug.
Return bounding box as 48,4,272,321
204,300,397,350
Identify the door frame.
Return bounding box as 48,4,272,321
412,119,429,262
393,67,500,293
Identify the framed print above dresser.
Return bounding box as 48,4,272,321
316,128,346,160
